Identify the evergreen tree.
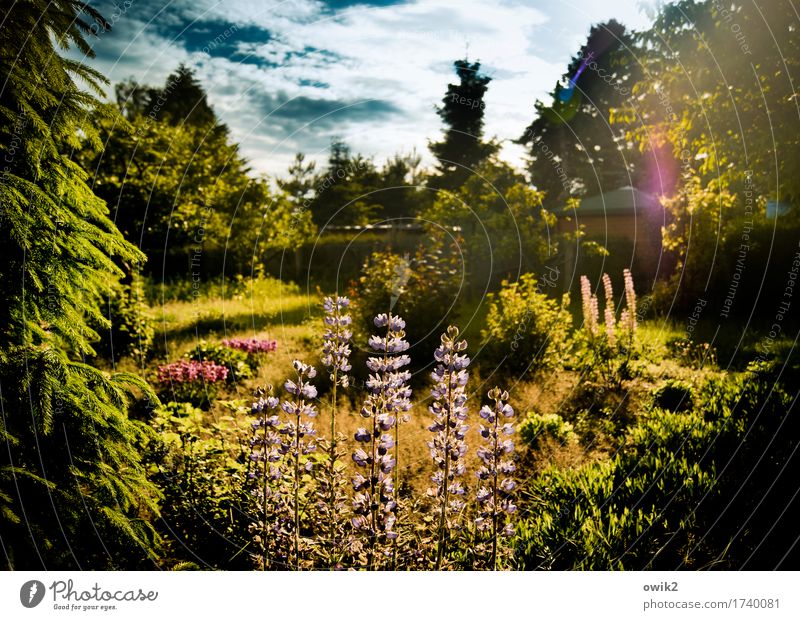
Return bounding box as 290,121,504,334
146,63,218,128
0,0,160,568
518,21,643,208
83,68,311,278
429,59,499,191
305,138,382,226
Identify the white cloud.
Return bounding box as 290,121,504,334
82,0,652,176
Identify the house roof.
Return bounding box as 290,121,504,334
576,186,658,216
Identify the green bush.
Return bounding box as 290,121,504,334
653,379,694,412
349,241,462,373
519,411,577,449
514,372,800,569
479,274,571,376
94,274,154,365
186,340,253,383
147,400,252,569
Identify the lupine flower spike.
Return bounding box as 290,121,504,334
623,268,637,342
476,387,517,570
352,312,411,568
282,360,319,569
248,385,286,569
428,325,470,570
318,296,352,567
580,275,599,338
602,273,616,347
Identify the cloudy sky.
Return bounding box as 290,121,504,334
81,0,655,177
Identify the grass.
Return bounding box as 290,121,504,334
131,276,798,512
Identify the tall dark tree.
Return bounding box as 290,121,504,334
147,63,217,128
0,1,160,568
518,21,644,208
429,59,499,191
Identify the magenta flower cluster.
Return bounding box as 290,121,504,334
156,359,228,384
223,338,278,353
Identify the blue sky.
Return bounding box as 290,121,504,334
81,0,655,177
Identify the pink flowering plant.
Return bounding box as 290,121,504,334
223,337,278,354
222,337,278,375
156,359,229,407
579,269,638,385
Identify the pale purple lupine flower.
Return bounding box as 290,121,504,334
352,312,411,568
248,385,291,569
321,296,353,388
281,360,318,569
476,387,517,570
623,268,637,338
317,296,353,568
427,325,470,569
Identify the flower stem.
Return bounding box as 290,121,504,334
328,375,338,569
262,414,269,571
491,400,499,571
435,377,453,570
294,404,301,570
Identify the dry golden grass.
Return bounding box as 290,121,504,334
129,278,723,500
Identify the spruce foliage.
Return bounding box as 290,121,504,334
0,0,160,568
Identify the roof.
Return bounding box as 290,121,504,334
576,186,658,216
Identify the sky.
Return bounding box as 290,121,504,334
81,0,655,177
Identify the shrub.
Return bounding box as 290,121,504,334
222,337,278,355
519,411,577,449
514,371,800,569
188,340,254,382
653,379,693,412
94,273,155,365
349,241,461,373
147,400,252,569
479,274,571,376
